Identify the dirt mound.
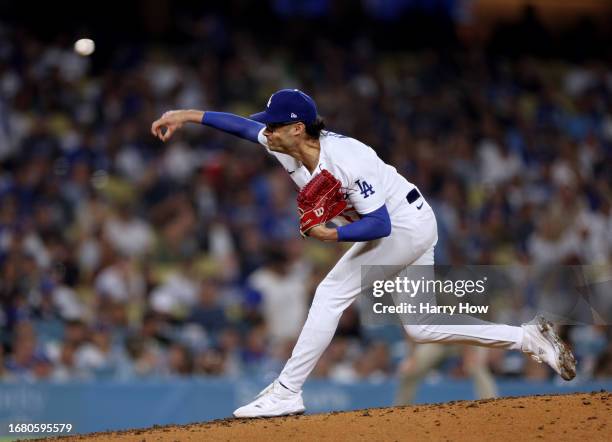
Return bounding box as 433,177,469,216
46,391,610,442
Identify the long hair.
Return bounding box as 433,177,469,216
305,116,326,139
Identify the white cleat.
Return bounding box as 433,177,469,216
233,380,305,418
521,315,577,381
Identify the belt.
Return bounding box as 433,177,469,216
406,188,421,204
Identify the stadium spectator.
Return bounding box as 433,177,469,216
247,248,310,345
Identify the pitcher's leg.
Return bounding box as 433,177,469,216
277,241,371,392
401,245,524,350
401,248,573,379
404,323,523,350
277,279,361,391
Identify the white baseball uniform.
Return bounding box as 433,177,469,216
258,129,524,392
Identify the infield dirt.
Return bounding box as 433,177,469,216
41,391,610,441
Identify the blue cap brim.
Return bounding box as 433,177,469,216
250,111,274,124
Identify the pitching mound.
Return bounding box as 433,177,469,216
47,391,610,441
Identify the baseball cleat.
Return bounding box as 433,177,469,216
521,315,576,381
233,380,305,418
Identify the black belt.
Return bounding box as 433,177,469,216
406,188,421,204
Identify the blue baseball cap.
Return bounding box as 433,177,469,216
251,89,317,125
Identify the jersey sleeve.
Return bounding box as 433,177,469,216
257,127,269,148
201,112,263,143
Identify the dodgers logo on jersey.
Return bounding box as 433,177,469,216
355,179,375,198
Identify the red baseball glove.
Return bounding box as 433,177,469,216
297,169,347,237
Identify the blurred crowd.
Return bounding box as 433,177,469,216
0,18,611,385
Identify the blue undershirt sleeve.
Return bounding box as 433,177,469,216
336,204,391,242
201,112,264,144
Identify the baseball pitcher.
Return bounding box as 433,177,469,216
151,89,576,418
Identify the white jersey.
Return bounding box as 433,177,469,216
257,129,417,225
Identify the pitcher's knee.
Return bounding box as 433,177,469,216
305,290,345,331
404,325,439,343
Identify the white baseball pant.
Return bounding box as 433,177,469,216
278,196,524,392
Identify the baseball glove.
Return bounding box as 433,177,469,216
297,169,347,237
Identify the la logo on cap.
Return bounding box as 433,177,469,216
290,113,297,118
